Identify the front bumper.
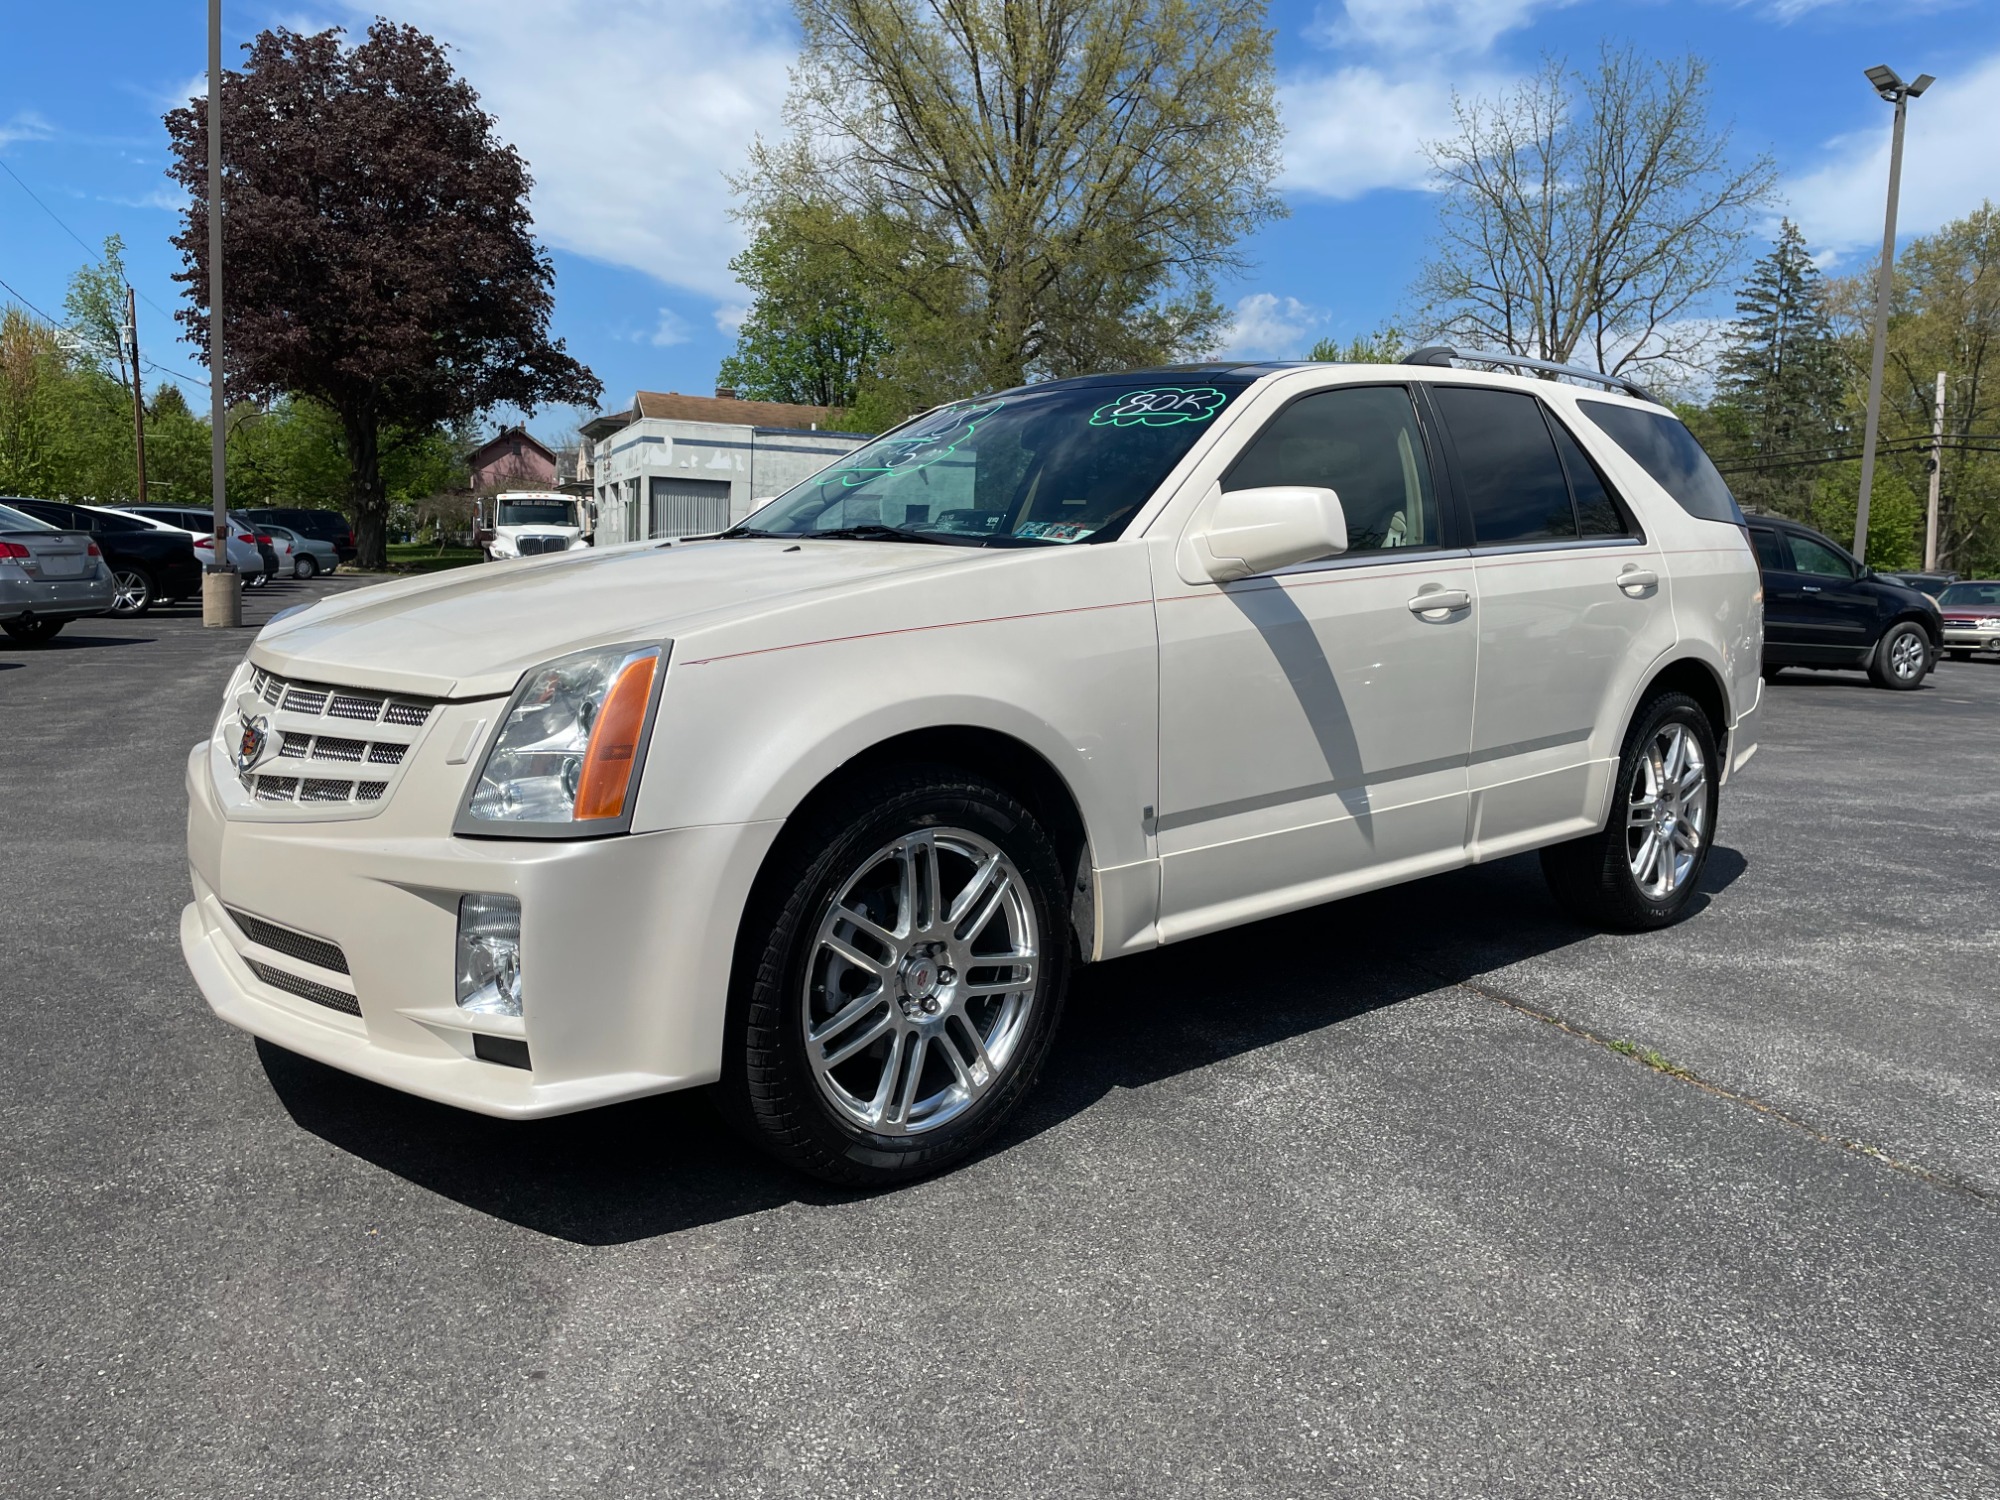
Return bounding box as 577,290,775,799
1941,626,2000,652
1,567,115,622
181,728,782,1118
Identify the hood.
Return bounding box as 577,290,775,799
249,538,980,698
1939,601,2000,617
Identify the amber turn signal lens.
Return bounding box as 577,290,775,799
574,653,658,820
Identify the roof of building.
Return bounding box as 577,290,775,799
582,390,841,439
467,424,556,464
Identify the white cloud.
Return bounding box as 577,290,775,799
1281,67,1508,199
1215,293,1327,360
713,302,749,335
326,0,794,300
646,309,692,347
1783,50,2000,261
0,111,55,151
1310,0,1581,58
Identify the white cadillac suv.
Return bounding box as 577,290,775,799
182,352,1763,1184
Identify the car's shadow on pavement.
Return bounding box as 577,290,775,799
263,846,1747,1246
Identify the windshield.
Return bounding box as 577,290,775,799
736,380,1247,546
0,502,54,531
498,500,576,527
1939,582,2000,607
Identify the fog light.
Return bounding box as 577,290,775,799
456,893,522,1017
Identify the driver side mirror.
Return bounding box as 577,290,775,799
1183,483,1348,584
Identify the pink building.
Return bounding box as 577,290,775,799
467,425,557,492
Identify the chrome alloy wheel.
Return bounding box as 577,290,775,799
1626,722,1708,900
803,827,1039,1136
1888,629,1927,681
111,569,149,614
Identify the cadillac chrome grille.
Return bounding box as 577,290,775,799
236,667,439,814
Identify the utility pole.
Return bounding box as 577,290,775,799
1853,64,1934,564
201,0,241,627
124,285,148,507
1924,369,1946,572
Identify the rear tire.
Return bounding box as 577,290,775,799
1869,621,1930,689
110,565,154,617
295,555,318,580
3,617,67,645
1541,692,1719,932
720,764,1072,1186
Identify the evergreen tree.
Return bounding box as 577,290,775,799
1714,219,1846,519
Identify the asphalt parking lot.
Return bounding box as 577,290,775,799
4,578,1998,1498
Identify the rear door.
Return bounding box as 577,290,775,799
1426,384,1676,859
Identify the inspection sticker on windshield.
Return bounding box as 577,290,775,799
1089,386,1228,428
1014,521,1096,543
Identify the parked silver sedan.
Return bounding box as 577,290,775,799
0,501,116,644
260,522,339,578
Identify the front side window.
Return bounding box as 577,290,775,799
738,380,1247,546
1789,535,1855,579
1224,385,1439,553
1430,386,1577,545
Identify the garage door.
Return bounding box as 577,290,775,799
648,477,732,539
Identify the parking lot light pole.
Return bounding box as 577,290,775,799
1852,64,1934,565
1924,370,1946,572
201,0,241,628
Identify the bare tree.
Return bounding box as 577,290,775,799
1415,48,1776,378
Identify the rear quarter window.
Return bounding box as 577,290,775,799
1578,400,1742,525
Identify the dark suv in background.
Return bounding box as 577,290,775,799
4,497,202,617
239,507,355,563
1747,515,1942,690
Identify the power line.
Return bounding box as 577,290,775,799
0,270,210,391
0,157,183,325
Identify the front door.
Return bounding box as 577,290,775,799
1426,385,1677,858
1153,383,1478,942
1763,529,1874,660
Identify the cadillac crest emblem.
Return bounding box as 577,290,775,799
236,713,273,775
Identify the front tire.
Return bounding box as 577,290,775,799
722,765,1072,1186
1541,692,1719,932
1870,622,1930,689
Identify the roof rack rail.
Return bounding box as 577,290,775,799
1402,345,1660,406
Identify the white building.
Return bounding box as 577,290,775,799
581,390,874,544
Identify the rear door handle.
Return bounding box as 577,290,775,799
1408,587,1471,615
1617,568,1659,594
1801,584,1822,592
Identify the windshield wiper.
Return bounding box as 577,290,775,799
719,525,788,539
804,524,959,545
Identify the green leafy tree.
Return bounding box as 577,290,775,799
718,207,891,411
740,0,1285,409
62,234,132,388
1711,220,1847,521
0,308,74,497
1308,328,1404,363
163,22,599,567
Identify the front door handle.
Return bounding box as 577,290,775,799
1408,587,1471,615
1802,584,1822,592
1617,568,1659,594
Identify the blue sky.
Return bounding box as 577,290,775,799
2,0,1995,443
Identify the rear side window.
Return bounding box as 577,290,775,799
1546,416,1628,537
1579,400,1742,524
1225,385,1440,553
86,509,149,533
1749,527,1786,572
1429,386,1576,545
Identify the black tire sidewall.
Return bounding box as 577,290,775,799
729,768,1071,1184
1873,622,1929,689
296,556,317,579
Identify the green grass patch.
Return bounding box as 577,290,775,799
370,543,484,574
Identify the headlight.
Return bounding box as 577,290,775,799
455,641,666,837
1981,618,2000,632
